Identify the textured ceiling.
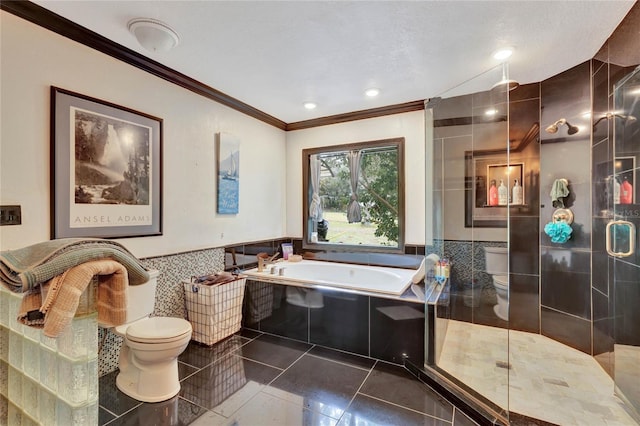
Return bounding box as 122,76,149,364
32,1,635,123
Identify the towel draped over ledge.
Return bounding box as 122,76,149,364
0,238,149,292
17,259,130,337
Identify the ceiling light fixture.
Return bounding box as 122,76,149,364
303,102,317,110
492,48,514,61
365,88,380,97
128,18,180,53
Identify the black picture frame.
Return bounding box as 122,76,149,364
51,87,162,238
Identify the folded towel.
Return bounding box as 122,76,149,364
0,238,148,292
18,259,129,337
550,179,569,208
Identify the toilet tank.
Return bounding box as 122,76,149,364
483,246,508,275
125,269,160,322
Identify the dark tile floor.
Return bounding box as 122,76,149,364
99,329,479,425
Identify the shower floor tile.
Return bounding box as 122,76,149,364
438,320,638,425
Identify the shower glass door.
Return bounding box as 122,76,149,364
426,64,511,422
612,65,640,421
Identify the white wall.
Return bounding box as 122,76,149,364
0,12,287,257
285,111,426,246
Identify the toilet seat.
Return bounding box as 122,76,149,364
493,275,509,289
126,317,192,344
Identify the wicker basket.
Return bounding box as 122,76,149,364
183,275,246,346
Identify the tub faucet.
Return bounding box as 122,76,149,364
257,253,279,272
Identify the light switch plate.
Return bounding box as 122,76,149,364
0,205,21,225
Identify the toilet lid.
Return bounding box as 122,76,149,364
126,317,192,344
494,275,509,286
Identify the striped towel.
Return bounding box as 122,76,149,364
18,259,129,337
0,238,149,291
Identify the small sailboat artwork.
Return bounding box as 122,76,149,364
217,132,240,214
223,151,238,181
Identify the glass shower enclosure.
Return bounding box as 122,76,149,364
612,65,640,422
425,64,511,424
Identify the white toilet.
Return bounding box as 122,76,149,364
483,247,509,321
103,270,193,402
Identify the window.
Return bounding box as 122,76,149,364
302,138,405,252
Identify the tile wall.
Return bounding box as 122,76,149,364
243,281,425,365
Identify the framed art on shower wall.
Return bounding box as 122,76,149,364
51,87,163,238
217,132,240,214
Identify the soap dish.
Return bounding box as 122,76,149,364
288,254,302,262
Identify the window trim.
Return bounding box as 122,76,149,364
302,137,405,253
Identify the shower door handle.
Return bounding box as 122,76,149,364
606,220,636,258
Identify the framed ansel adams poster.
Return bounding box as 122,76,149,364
51,87,162,238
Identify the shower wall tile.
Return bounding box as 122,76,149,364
610,64,636,98
443,135,473,191
541,246,592,321
540,62,591,144
433,94,473,121
470,119,508,151
591,218,609,294
509,273,540,333
613,264,640,346
509,82,539,102
541,307,591,354
592,139,613,216
510,216,539,275
541,269,591,320
509,96,540,150
593,287,614,358
541,247,590,274
592,60,610,145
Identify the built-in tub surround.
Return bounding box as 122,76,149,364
244,259,423,296
243,261,425,364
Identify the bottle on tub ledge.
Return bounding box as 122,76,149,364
498,179,508,206
512,179,523,205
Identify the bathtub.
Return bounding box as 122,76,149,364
244,259,421,296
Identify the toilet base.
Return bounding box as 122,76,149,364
493,302,508,322
116,343,183,403
116,359,181,402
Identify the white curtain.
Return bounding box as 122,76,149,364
347,150,362,223
309,154,322,221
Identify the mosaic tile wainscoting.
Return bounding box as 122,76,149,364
428,240,508,328
98,247,225,376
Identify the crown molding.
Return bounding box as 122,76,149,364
286,100,425,131
2,1,426,131
1,1,287,130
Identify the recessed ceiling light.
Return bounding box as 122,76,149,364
303,102,317,110
493,48,513,61
365,88,380,97
485,108,498,116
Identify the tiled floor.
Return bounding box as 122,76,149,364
438,320,639,425
99,329,478,425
